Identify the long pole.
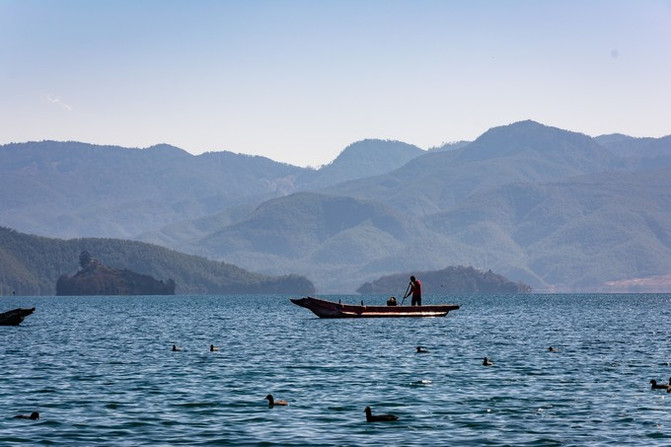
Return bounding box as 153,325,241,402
400,282,411,306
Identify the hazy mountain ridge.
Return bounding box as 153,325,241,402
2,120,671,293
296,139,425,188
0,139,422,240
185,121,670,292
323,121,622,216
425,169,671,289
0,141,305,239
595,134,671,170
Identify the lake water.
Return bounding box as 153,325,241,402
2,293,671,446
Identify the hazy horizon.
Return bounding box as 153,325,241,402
2,0,670,167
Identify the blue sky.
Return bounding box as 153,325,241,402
1,0,670,167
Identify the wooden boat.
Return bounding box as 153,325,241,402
290,296,459,318
0,307,35,326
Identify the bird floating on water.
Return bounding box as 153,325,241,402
172,344,182,352
650,378,671,390
210,344,220,352
265,394,288,407
416,346,429,353
364,406,398,422
482,357,494,366
13,411,39,420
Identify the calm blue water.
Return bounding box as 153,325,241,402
2,293,671,446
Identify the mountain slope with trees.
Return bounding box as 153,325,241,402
185,122,671,292
0,226,315,296
2,121,671,293
0,141,304,239
323,121,620,215
297,139,425,188
425,168,671,289
0,139,425,240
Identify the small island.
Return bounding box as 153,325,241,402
56,251,176,296
357,265,532,295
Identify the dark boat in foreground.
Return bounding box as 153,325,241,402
290,296,459,318
0,307,35,326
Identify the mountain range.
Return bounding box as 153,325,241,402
2,120,670,293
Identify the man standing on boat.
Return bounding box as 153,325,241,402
403,275,422,306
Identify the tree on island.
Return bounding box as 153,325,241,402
79,250,91,269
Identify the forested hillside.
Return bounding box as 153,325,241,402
0,227,314,296
2,121,671,293
0,141,305,239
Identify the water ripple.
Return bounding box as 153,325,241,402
2,293,671,445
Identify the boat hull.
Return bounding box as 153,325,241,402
0,307,35,326
290,297,459,318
